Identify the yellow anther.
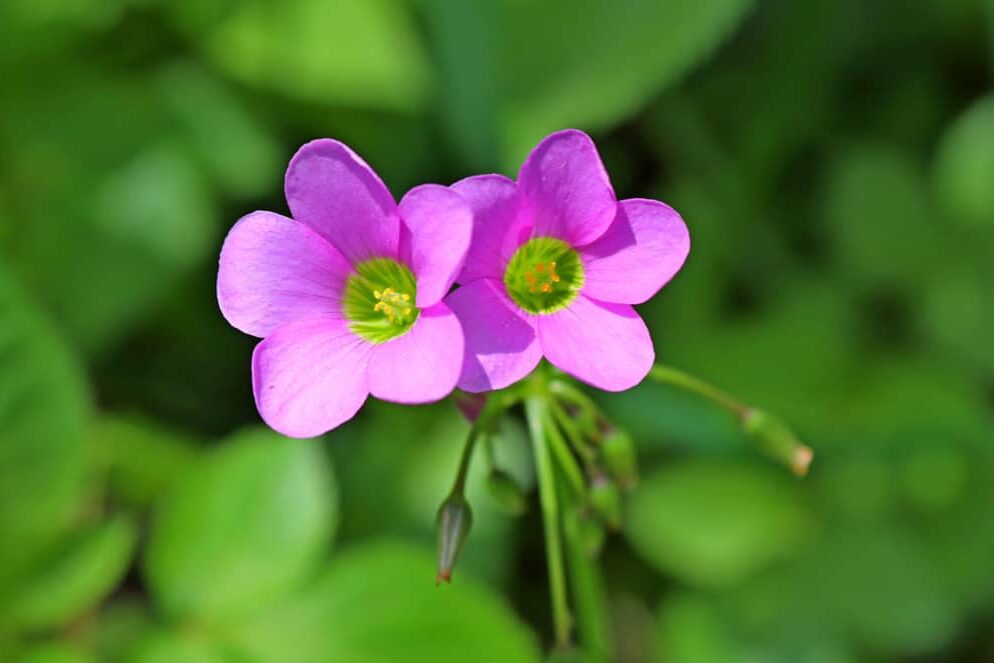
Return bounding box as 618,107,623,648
374,290,382,299
404,308,412,316
541,283,552,293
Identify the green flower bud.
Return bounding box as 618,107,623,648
589,473,622,530
486,470,528,516
435,494,473,584
600,427,638,490
742,409,813,476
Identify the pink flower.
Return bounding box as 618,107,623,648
445,129,690,393
218,139,472,437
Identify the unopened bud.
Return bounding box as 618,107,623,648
436,494,473,584
742,409,813,477
589,472,622,530
565,506,606,557
601,427,638,490
486,470,528,516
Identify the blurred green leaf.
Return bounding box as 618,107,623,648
90,415,200,509
229,540,541,663
933,94,994,229
0,266,88,592
5,516,136,633
76,599,157,663
627,460,809,588
11,643,95,663
499,0,756,165
655,592,741,663
155,62,282,198
203,0,433,112
822,143,940,289
144,428,336,622
125,633,226,663
93,140,216,270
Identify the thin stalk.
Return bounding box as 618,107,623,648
648,364,747,418
547,413,611,662
549,399,598,465
525,394,572,649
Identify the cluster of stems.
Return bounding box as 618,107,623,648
436,363,813,660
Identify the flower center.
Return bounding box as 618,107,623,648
503,237,584,314
343,258,419,343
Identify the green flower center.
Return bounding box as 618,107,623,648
503,237,584,314
343,258,419,343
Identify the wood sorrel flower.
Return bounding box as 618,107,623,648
218,139,471,437
445,129,690,392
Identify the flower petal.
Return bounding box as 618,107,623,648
451,174,528,283
399,184,473,307
285,139,400,263
445,279,541,393
538,295,653,391
217,211,350,337
252,318,372,438
580,199,690,304
518,129,617,246
367,302,464,403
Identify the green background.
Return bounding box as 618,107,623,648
1,0,993,661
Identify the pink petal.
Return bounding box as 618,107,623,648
451,175,529,283
580,199,691,304
538,295,653,391
399,184,473,308
252,318,372,438
367,302,464,404
518,129,617,247
445,279,542,393
284,139,400,263
217,211,350,337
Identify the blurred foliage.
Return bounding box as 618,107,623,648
1,0,993,661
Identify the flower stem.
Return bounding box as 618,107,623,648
648,364,747,417
649,364,813,476
525,394,572,650
547,414,611,662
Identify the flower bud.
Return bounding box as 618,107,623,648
600,427,638,490
565,506,606,558
589,473,622,530
435,494,473,584
742,409,813,477
486,470,528,516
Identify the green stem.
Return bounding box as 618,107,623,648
648,364,748,418
450,392,518,496
549,399,598,465
525,394,572,650
547,414,611,662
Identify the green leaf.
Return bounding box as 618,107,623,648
125,633,226,663
90,416,200,509
203,0,433,112
627,460,808,588
155,62,282,199
0,266,89,593
144,428,336,621
822,143,941,289
498,0,756,166
5,516,136,632
229,540,541,663
11,643,95,663
933,94,994,229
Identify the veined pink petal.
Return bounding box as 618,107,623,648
538,295,653,391
367,302,464,403
580,199,690,304
445,279,542,393
252,318,372,438
285,139,400,263
217,211,350,337
399,185,473,308
518,129,617,247
451,175,528,283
